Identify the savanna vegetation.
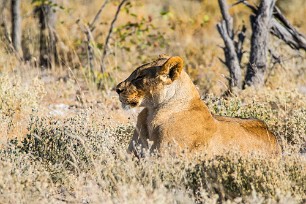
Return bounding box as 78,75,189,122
0,0,305,203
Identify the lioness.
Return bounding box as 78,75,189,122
116,55,280,157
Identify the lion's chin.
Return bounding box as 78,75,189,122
120,97,143,110
121,103,131,110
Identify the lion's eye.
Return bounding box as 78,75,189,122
134,75,144,81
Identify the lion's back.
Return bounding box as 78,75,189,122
213,115,280,154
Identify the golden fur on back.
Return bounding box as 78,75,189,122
116,55,281,157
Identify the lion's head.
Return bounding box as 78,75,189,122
116,55,184,109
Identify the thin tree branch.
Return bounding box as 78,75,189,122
232,0,257,13
273,6,306,50
217,0,242,90
100,0,128,73
89,0,109,31
218,0,234,39
1,0,11,45
76,0,109,80
217,20,242,89
85,26,95,76
235,24,246,63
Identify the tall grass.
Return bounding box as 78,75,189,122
0,76,305,203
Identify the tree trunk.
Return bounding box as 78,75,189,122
244,0,276,87
1,0,12,48
37,0,58,69
11,0,22,55
239,1,306,51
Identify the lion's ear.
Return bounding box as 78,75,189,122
160,56,184,82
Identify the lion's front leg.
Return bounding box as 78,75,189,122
127,109,149,157
127,129,140,155
127,127,150,158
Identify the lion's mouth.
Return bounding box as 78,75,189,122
119,97,139,108
129,101,138,107
121,101,138,110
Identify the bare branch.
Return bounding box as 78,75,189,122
84,26,95,78
218,57,226,65
218,0,234,39
77,19,97,80
76,0,109,81
232,0,257,13
272,7,306,50
217,21,242,89
1,15,12,45
100,0,128,73
217,0,242,90
236,24,246,63
89,0,109,31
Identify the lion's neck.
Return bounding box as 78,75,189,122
147,71,205,114
144,71,214,140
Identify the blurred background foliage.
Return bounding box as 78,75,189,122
0,0,305,94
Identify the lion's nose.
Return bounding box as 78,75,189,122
116,87,124,94
116,83,124,94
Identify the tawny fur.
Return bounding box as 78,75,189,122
116,55,281,157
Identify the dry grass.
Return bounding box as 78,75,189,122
0,0,305,203
1,99,305,203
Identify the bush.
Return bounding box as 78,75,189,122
0,74,44,140
186,154,305,202
18,113,134,172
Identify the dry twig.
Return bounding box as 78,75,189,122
100,0,128,73
77,0,109,79
89,0,109,31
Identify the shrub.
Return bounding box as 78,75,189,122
0,74,44,140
